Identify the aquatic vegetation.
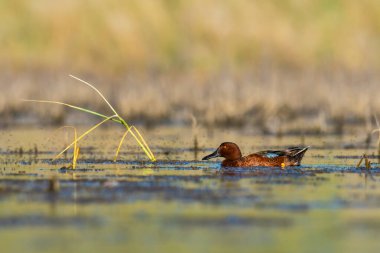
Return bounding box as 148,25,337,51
372,115,380,163
190,114,199,160
55,126,80,169
25,75,156,162
356,153,372,170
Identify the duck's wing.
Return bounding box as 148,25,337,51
255,146,310,158
255,150,287,158
251,146,309,166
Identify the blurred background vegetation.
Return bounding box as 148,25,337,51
1,0,380,134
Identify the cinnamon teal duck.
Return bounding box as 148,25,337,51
202,142,309,167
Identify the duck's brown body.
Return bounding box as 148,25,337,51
221,153,302,167
202,142,309,168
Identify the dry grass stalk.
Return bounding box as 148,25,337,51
356,153,372,170
372,115,380,163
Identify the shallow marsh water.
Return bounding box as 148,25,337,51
1,127,380,253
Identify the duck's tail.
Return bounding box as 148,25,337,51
286,146,310,166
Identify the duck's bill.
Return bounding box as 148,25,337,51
202,149,220,160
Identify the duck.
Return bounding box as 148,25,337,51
202,142,309,167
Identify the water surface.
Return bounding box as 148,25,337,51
1,127,380,253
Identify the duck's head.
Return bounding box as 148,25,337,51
202,142,242,161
